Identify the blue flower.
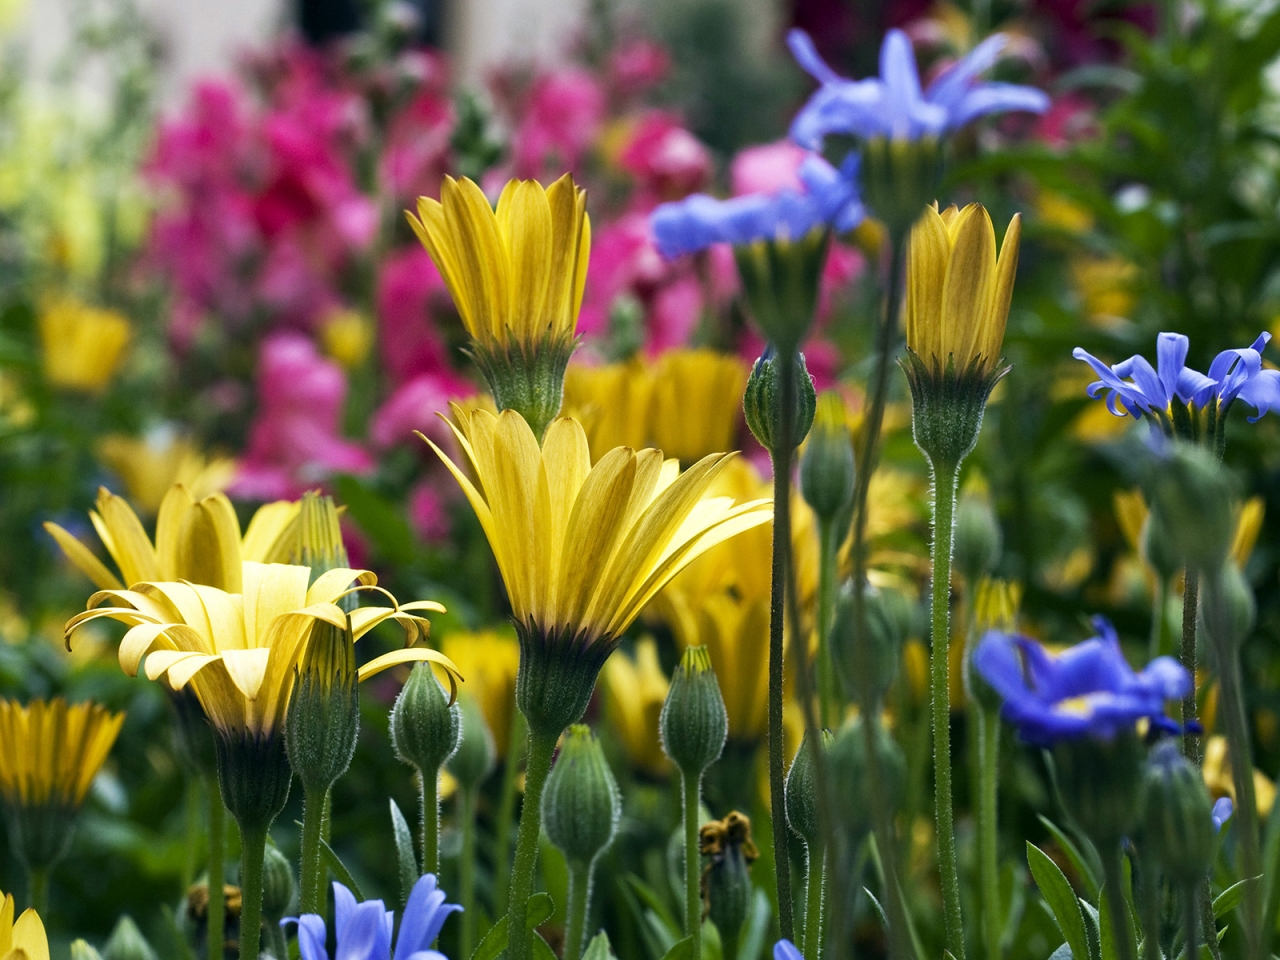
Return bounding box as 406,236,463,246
283,875,461,960
774,939,803,960
1212,796,1234,832
786,29,1050,150
972,618,1190,746
650,153,864,259
1074,331,1280,423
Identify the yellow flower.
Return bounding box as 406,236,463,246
563,358,655,461
695,593,770,743
601,638,670,777
1203,735,1275,819
973,578,1021,633
96,430,235,515
0,890,49,960
905,203,1021,376
407,175,590,353
38,298,131,394
0,698,123,809
649,350,750,464
440,629,521,757
320,309,373,369
64,562,458,741
44,485,300,594
1071,256,1137,326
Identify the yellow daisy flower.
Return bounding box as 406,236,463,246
0,890,49,960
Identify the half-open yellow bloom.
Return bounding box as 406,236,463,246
563,358,655,461
64,562,459,740
0,698,123,809
425,407,772,650
96,431,235,514
649,349,749,464
44,485,300,594
38,297,131,394
905,203,1021,375
0,890,49,960
407,174,590,352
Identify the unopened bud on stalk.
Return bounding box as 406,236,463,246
542,725,621,869
102,916,158,960
1144,441,1236,572
391,664,462,776
1052,731,1147,847
1141,513,1183,583
829,582,908,706
734,231,829,353
953,481,1002,585
1200,562,1256,656
785,729,834,847
743,350,817,457
286,620,360,791
827,717,905,841
1139,740,1215,883
800,391,855,526
700,812,758,949
660,646,728,778
260,845,296,926
71,942,105,960
447,694,497,791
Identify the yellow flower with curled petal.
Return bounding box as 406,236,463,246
649,350,750,464
423,406,771,736
38,298,131,394
64,562,458,741
96,430,235,515
0,890,50,960
0,698,123,809
441,629,520,757
563,358,655,461
601,638,671,777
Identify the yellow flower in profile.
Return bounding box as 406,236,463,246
0,890,50,960
905,203,1021,378
38,298,131,394
441,629,521,757
649,350,750,464
424,406,771,736
64,562,458,742
44,485,300,594
0,698,123,810
563,358,654,461
601,638,670,777
96,429,235,515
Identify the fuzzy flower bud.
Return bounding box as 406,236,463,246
1053,731,1148,847
953,480,1002,585
542,725,622,869
260,844,296,924
102,916,158,960
1144,440,1236,572
827,717,905,840
660,646,728,778
1139,740,1216,883
829,582,909,706
785,729,833,847
1200,562,1256,656
446,694,498,791
390,664,462,777
700,812,758,948
800,391,855,526
743,350,817,457
733,230,829,353
860,137,946,239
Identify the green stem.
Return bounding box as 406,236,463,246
506,730,558,960
460,786,478,960
27,866,47,917
239,824,269,960
495,709,526,912
768,444,796,943
298,785,329,917
421,767,441,877
977,707,1001,960
1138,859,1161,960
1102,846,1136,960
564,860,592,960
1181,572,1201,762
816,519,840,730
928,459,964,960
266,915,289,960
183,773,200,896
803,843,826,960
1149,577,1167,662
1183,883,1200,960
680,768,704,957
1217,640,1262,960
207,775,226,960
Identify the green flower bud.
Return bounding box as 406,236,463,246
542,725,621,868
743,350,817,457
446,694,497,790
294,492,350,578
71,941,105,960
785,729,834,847
700,812,757,950
1200,562,1256,656
1139,740,1215,883
1052,730,1147,847
286,619,360,792
800,391,856,526
827,717,905,840
390,664,462,776
660,646,728,778
1144,441,1236,572
953,484,1002,585
1140,513,1183,583
829,582,907,706
260,844,296,924
102,916,158,960
733,232,829,353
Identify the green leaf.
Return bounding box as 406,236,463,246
390,798,419,907
532,931,559,960
319,839,366,901
1037,815,1101,899
1213,878,1257,919
660,937,697,960
1027,842,1093,960
737,889,772,960
582,932,618,960
468,894,555,960
625,874,682,939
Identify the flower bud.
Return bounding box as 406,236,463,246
700,812,758,949
390,664,462,776
829,582,908,706
660,646,728,778
1052,730,1147,847
953,482,1002,585
1144,441,1236,572
800,391,855,526
1200,562,1256,656
294,492,349,578
286,620,360,792
827,717,905,840
72,941,105,960
1139,740,1215,883
446,693,497,791
743,350,817,457
260,844,296,924
102,916,158,960
860,137,946,239
785,729,833,847
542,725,622,868
733,231,828,353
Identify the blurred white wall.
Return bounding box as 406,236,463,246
446,0,589,86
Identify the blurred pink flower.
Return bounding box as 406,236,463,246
408,480,452,542
609,38,670,97
510,67,605,178
648,274,703,353
370,370,477,449
1033,93,1099,149
382,83,455,200
377,247,453,386
618,111,712,203
579,213,666,336
231,332,373,500
730,140,810,196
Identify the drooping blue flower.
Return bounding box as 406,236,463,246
1074,331,1280,424
650,153,864,260
283,874,461,960
1212,796,1234,832
774,939,804,960
972,618,1190,746
786,29,1050,150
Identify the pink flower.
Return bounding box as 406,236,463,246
1033,93,1099,150
382,86,455,200
510,67,605,178
578,214,666,336
730,140,810,196
408,481,452,542
617,111,712,202
647,273,703,353
609,38,670,97
370,370,477,449
230,332,373,500
376,247,453,386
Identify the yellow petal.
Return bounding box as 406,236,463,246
443,177,509,345
43,522,122,591
242,562,311,646
94,491,159,586
219,647,271,700
905,204,951,363
306,568,377,606
557,448,637,632
357,648,463,702
11,910,48,960
410,195,475,339
154,484,196,580
497,180,554,342
981,212,1020,366
939,204,996,369
242,500,302,563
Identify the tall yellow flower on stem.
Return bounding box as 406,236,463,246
0,698,124,915
407,174,590,439
64,561,459,960
0,890,50,960
423,405,770,960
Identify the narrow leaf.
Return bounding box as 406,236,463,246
390,798,419,908
319,839,366,901
1027,842,1092,960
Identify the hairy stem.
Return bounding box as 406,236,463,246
816,519,840,729
564,860,592,960
1217,640,1262,960
460,785,478,960
769,444,796,942
803,844,826,960
298,784,329,917
421,766,440,877
238,824,269,960
682,769,703,957
977,707,1001,960
506,730,558,960
1102,846,1135,960
1181,572,1201,762
207,775,226,960
495,709,526,912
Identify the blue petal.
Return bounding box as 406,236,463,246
283,916,330,960
925,34,1008,108
333,882,359,942
1135,655,1192,700
1155,332,1189,401
946,84,1050,128
335,901,391,960
879,29,926,135
774,940,805,960
786,30,839,85
395,875,463,959
1237,369,1280,421
1213,797,1234,831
